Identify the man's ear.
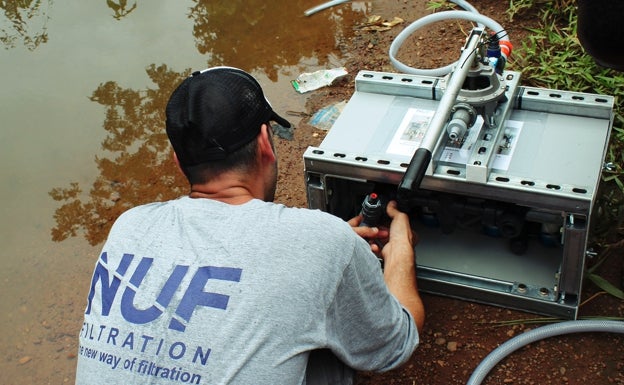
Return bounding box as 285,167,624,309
172,151,185,175
258,124,277,162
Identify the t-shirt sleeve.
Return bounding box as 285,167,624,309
324,234,419,372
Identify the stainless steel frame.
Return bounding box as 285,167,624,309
304,69,614,319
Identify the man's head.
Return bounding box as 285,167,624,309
165,67,291,187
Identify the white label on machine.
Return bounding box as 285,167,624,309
492,120,522,170
388,107,523,171
386,108,434,156
440,119,522,170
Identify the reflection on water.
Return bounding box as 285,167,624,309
50,64,189,246
48,0,366,247
0,0,51,50
188,0,355,81
1,1,369,383
107,0,137,20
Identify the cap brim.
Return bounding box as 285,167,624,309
271,111,292,128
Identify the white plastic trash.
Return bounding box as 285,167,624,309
291,67,348,93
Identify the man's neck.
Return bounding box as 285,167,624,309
188,171,260,205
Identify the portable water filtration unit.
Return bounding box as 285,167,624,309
303,28,614,319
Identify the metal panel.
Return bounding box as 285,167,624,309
303,69,613,318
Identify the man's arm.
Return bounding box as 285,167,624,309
379,201,425,331
349,200,425,331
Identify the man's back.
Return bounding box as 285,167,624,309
75,197,418,384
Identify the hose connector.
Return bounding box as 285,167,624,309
447,103,477,142
487,31,512,74
360,193,383,227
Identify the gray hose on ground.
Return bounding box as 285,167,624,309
466,320,624,385
389,0,509,76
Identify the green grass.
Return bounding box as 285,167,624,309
506,1,624,244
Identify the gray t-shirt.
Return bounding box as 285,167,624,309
75,197,418,384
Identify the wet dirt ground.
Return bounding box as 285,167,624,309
7,1,621,384
274,1,624,384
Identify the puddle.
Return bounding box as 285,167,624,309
0,1,369,383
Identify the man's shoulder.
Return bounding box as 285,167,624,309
275,205,358,246
115,199,170,217
274,203,350,227
108,199,183,231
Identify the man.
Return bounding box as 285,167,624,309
75,66,425,385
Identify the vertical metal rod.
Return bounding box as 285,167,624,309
397,28,484,209
421,29,483,151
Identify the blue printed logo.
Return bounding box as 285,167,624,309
85,252,242,331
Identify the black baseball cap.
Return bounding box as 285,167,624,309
165,66,292,166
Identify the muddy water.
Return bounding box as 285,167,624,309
0,1,368,383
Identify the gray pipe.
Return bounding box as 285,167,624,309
466,320,624,385
418,29,481,152
389,1,509,76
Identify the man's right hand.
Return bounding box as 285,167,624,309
379,200,425,332
380,200,418,262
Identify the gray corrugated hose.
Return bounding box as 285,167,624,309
389,0,509,76
466,320,624,385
